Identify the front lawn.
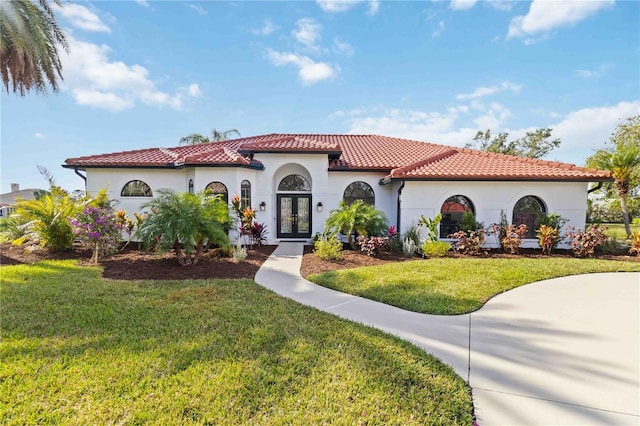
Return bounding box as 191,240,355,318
1,260,473,425
307,258,640,315
593,222,640,239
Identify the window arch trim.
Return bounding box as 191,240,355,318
241,180,251,209
121,180,153,197
512,195,547,238
439,195,475,238
343,181,375,206
205,181,228,204
278,174,311,192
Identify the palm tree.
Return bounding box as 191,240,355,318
586,115,640,237
1,0,68,96
324,200,388,249
179,128,240,145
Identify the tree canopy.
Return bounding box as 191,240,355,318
586,115,640,236
179,128,241,145
1,0,68,96
466,128,561,159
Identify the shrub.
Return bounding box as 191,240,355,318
417,214,442,242
628,231,640,257
501,224,528,254
449,230,486,255
357,235,388,257
567,225,608,258
536,225,559,255
231,240,247,263
422,241,451,257
488,210,509,251
387,226,402,253
633,218,640,226
138,190,231,266
0,217,27,242
70,206,122,263
314,236,343,261
402,237,417,257
460,211,484,233
324,201,388,249
539,213,568,248
251,222,268,247
402,226,421,247
11,186,82,252
598,237,628,255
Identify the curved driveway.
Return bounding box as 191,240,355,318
255,243,640,425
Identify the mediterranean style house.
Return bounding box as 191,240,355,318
63,134,611,247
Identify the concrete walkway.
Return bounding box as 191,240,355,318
255,243,640,425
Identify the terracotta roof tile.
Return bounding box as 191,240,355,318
64,133,612,181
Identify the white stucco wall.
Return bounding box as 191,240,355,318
83,161,591,248
399,180,589,249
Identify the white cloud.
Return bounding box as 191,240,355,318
316,0,379,15
508,0,614,40
188,4,208,16
576,64,613,78
60,35,199,111
187,83,202,97
34,132,46,140
53,3,110,33
456,81,522,100
252,19,278,36
266,49,337,85
367,0,380,16
486,1,513,11
548,100,640,163
292,18,322,51
333,100,640,166
432,21,445,38
333,38,354,56
450,0,477,11
135,0,150,7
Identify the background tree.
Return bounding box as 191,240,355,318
466,128,561,159
586,115,640,237
1,0,68,96
179,128,240,145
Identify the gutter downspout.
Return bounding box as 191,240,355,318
396,181,405,232
587,181,603,194
74,168,87,190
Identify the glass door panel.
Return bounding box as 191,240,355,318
297,197,310,234
280,196,293,234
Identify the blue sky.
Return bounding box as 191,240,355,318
1,0,638,193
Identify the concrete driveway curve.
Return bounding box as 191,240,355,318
254,243,640,425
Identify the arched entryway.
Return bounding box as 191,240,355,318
275,167,312,239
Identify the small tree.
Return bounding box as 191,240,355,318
417,213,442,242
71,206,122,263
138,190,231,266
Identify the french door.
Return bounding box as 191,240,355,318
277,194,311,239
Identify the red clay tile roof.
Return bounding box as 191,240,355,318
64,133,611,181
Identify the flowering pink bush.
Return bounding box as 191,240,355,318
70,206,122,263
357,235,388,257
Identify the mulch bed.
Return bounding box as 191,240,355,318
299,246,640,278
0,242,276,280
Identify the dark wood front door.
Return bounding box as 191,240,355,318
277,194,311,239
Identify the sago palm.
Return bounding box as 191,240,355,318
1,0,68,96
138,190,231,265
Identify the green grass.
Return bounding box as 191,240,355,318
308,258,640,315
592,222,640,239
1,260,473,425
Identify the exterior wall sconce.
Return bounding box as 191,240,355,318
316,202,323,212
259,201,266,211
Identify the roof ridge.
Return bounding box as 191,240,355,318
390,149,458,177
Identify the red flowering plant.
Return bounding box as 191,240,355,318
70,206,123,263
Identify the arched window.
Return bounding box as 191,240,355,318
513,196,546,238
278,174,311,192
440,195,475,238
343,181,375,206
121,180,152,197
188,179,194,194
241,180,251,209
205,181,228,204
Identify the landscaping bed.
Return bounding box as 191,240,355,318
0,242,276,280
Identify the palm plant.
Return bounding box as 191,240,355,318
324,200,388,249
179,128,240,145
138,190,231,266
587,115,640,237
11,186,82,251
1,0,68,96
